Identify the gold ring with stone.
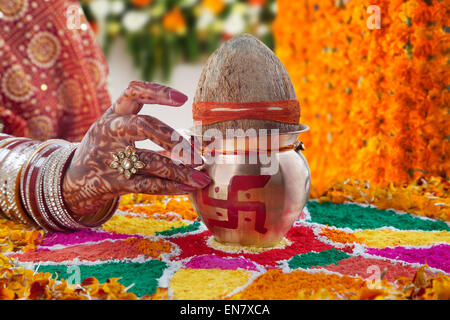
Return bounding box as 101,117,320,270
110,146,146,179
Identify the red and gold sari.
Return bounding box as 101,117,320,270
0,0,110,142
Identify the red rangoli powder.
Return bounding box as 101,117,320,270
170,226,339,267
315,256,419,282
10,238,170,263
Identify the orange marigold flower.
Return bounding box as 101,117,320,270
202,0,226,14
131,0,153,8
0,288,15,300
162,7,187,34
249,0,266,6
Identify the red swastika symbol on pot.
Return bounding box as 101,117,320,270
201,175,271,234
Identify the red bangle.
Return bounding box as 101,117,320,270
75,197,120,228
0,134,13,143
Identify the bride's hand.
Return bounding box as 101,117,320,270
62,81,210,215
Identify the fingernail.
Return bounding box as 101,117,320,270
170,90,188,105
178,183,197,193
191,170,212,188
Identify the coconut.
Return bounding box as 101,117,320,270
193,34,301,135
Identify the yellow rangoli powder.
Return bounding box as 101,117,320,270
169,268,255,300
353,230,450,248
102,215,188,236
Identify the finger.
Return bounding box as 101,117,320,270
155,150,171,157
113,81,188,115
136,149,211,188
124,175,198,195
155,149,202,168
129,115,203,167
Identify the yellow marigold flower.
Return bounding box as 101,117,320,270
202,0,225,15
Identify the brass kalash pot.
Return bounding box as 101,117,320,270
189,129,310,247
188,34,310,247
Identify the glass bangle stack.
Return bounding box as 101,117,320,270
0,133,119,232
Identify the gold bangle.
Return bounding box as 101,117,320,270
0,138,16,219
0,139,31,220
1,141,40,225
14,165,38,226
42,143,85,230
19,140,67,228
0,137,21,219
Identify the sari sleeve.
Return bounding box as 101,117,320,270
0,0,111,142
0,0,117,230
0,106,28,137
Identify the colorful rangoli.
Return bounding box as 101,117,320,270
1,194,449,300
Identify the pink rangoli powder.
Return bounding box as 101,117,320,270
367,244,450,273
40,229,138,247
185,254,259,271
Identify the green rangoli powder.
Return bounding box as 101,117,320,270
38,260,167,297
287,249,350,270
156,220,201,236
306,201,450,231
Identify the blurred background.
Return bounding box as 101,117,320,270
80,0,448,217
80,0,276,130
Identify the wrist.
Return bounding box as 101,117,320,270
61,145,100,216
48,143,118,228
62,148,120,223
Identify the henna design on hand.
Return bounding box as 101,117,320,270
62,81,211,215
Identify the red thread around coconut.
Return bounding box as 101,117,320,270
193,100,300,125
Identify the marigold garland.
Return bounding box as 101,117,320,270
319,177,450,221
273,0,449,221
0,218,43,253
